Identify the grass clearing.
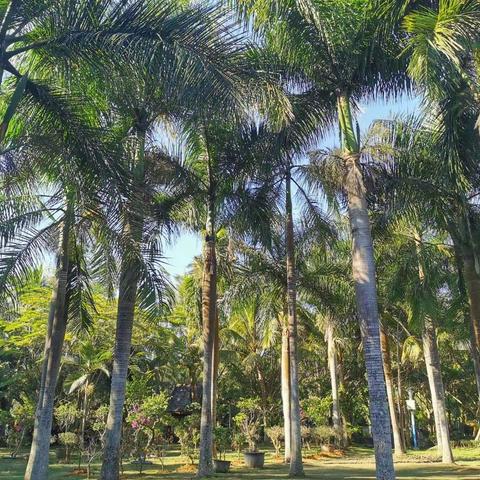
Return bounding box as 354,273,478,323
1,446,479,479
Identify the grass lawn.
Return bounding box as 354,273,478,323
1,446,479,479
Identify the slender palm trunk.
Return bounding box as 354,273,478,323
338,93,395,480
79,379,89,468
285,169,304,477
422,317,454,463
380,329,406,456
337,355,350,446
325,321,342,441
461,249,480,404
395,341,407,449
101,125,146,480
281,317,292,463
25,200,73,480
212,313,219,421
414,233,453,463
197,173,217,477
211,312,219,456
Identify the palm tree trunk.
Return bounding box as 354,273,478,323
79,379,89,468
197,181,217,477
380,329,406,456
325,320,342,441
338,93,395,480
285,169,304,477
211,312,219,457
395,341,407,449
461,249,480,404
280,317,291,463
422,317,454,463
101,125,146,480
414,233,453,464
337,355,350,446
25,200,73,480
100,239,140,479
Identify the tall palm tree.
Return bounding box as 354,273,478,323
235,2,411,476
237,87,336,475
369,113,480,456
64,340,111,460
398,0,480,419
0,76,117,480
170,115,281,476
93,5,261,476
380,218,455,462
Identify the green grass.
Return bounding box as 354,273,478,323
1,446,479,479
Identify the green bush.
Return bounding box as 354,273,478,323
214,426,232,460
265,426,283,456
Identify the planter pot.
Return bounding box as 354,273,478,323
213,459,231,473
243,451,264,468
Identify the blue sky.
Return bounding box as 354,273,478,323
162,95,421,278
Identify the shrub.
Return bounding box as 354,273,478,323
58,432,78,463
214,426,231,460
231,430,246,458
234,397,262,452
8,396,34,458
265,426,283,457
311,425,336,446
174,403,201,465
301,396,331,426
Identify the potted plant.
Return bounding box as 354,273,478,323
234,397,264,468
213,426,231,473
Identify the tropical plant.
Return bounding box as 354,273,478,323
235,1,412,475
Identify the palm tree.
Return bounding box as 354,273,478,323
1,183,102,479
398,0,480,419
369,113,480,457
64,340,111,463
170,115,281,476
379,326,407,455
380,218,455,462
0,78,117,479
239,88,336,475
93,5,261,476
235,2,411,476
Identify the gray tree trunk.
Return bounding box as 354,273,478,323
344,153,395,480
380,329,406,455
281,319,292,463
461,250,480,404
422,317,454,463
285,169,304,477
325,321,342,440
25,204,72,480
100,253,140,479
395,341,407,449
101,125,146,480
